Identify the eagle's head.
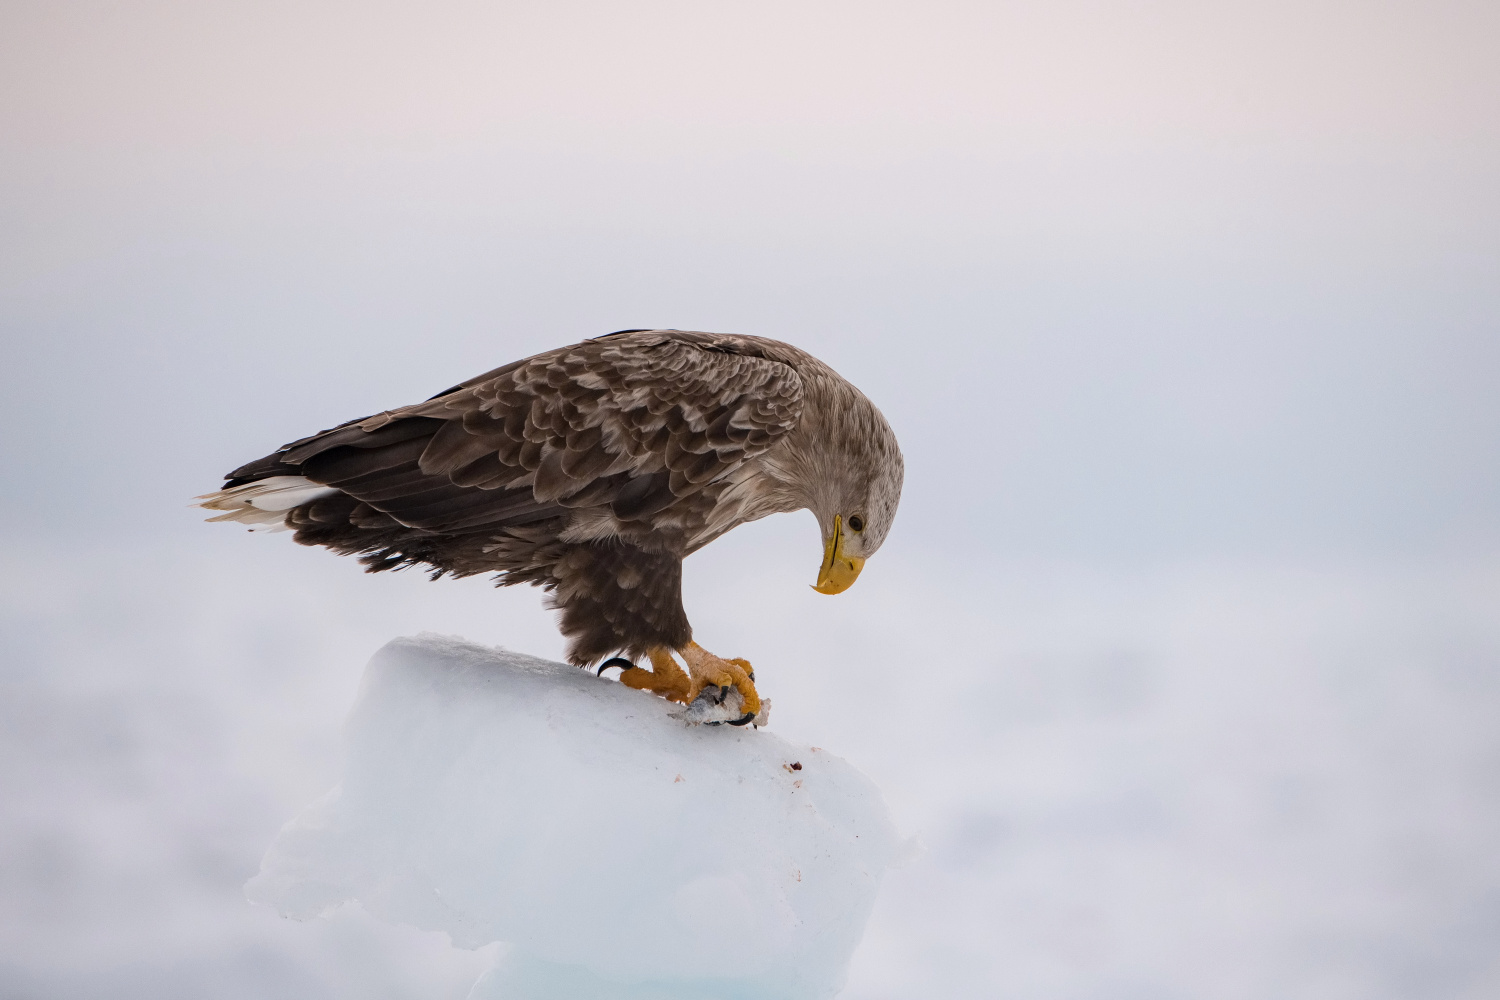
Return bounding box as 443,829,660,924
810,400,904,595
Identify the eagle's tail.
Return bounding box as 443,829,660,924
194,476,338,530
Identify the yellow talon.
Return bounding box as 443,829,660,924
606,643,763,721
681,642,761,719
614,646,694,703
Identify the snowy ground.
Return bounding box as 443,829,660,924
251,634,900,999
2,527,1498,999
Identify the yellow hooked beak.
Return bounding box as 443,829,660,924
813,515,866,595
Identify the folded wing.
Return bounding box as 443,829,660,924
201,331,804,565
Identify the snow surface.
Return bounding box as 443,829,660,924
7,542,1500,998
246,634,903,1000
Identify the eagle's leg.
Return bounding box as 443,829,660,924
614,647,695,704
680,642,762,722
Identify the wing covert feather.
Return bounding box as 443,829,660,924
262,332,804,532
400,332,804,516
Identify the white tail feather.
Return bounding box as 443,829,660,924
195,476,339,530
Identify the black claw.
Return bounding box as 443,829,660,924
728,713,756,726
598,657,635,677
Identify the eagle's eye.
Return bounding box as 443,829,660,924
848,514,865,532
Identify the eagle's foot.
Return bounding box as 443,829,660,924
681,642,763,725
605,647,695,704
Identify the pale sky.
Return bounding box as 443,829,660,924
3,0,1498,560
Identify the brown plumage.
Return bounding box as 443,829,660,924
199,329,903,723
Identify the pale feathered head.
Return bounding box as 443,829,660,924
804,385,904,594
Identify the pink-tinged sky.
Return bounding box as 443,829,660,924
3,0,1497,558
4,1,1498,151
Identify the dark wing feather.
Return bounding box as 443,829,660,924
231,331,804,539
408,331,805,517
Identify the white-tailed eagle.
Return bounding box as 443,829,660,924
198,329,903,725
